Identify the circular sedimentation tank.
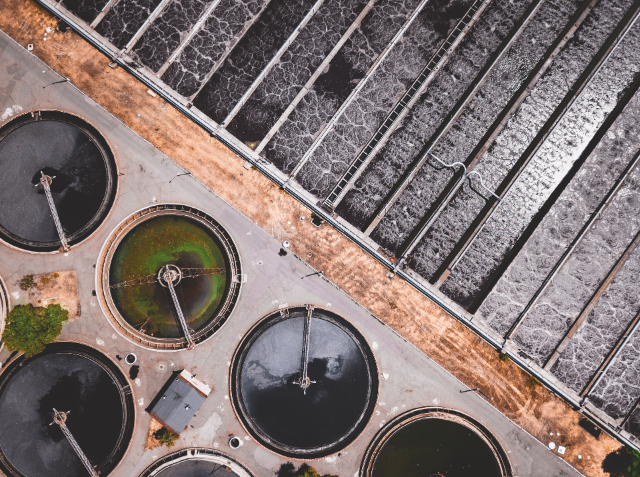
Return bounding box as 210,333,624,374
0,111,117,252
361,408,512,477
139,448,254,477
0,342,135,477
231,306,378,458
99,204,241,350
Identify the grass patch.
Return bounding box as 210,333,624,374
528,375,540,387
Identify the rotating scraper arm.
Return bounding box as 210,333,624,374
109,267,226,289
296,305,315,394
38,172,70,252
52,409,99,477
163,270,196,350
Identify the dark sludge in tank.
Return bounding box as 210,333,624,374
139,448,253,477
104,207,241,349
231,306,378,458
362,408,512,477
0,342,135,477
0,111,117,252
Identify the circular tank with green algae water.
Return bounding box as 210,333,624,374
371,418,503,477
109,215,229,338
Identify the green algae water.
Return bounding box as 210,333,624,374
372,418,502,477
109,215,229,338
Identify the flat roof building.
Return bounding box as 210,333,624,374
149,370,211,434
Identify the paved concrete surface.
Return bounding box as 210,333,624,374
0,30,584,477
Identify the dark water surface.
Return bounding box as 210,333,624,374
237,312,375,454
372,418,501,477
97,0,163,50
61,0,110,23
0,119,108,246
226,0,368,143
0,353,124,477
161,0,268,98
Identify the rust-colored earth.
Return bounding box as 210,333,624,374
26,271,80,319
0,1,622,475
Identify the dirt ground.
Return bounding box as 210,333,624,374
144,418,166,451
24,271,80,319
0,1,622,475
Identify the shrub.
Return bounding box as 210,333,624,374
276,463,338,477
154,428,178,448
2,304,68,357
528,375,540,386
17,274,36,290
603,446,640,477
499,353,510,362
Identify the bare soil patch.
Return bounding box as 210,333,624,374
25,271,80,319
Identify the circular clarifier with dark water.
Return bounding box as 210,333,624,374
101,205,241,350
231,306,378,458
361,408,512,477
140,448,254,477
0,111,117,251
0,342,134,477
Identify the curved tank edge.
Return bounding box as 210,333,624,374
139,447,256,477
0,341,136,477
229,305,380,459
95,203,242,352
359,406,513,477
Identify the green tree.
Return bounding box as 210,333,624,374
1,304,68,357
603,446,640,477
